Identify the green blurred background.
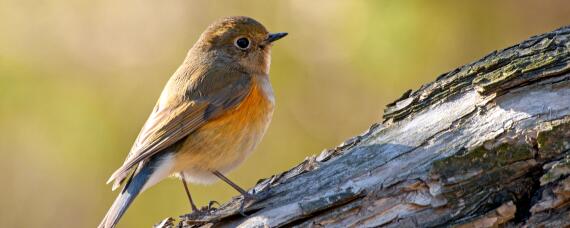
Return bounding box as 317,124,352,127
1,0,570,227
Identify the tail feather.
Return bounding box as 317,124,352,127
99,158,160,228
107,166,131,191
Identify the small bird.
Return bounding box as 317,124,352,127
99,16,286,228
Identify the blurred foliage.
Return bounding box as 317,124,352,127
1,0,570,227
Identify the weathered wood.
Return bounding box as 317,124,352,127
157,26,570,228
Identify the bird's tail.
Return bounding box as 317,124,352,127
98,156,162,228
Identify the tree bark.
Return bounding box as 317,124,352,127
157,26,570,228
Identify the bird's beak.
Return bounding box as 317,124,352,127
266,32,288,43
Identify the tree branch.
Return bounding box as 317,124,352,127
158,26,570,228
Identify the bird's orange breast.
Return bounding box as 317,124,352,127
208,79,273,127
173,75,274,184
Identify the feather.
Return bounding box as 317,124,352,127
99,152,172,228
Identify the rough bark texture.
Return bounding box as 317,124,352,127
157,26,570,228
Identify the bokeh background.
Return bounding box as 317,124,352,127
2,0,570,227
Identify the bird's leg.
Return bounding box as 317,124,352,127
180,173,199,212
212,170,257,216
212,171,249,195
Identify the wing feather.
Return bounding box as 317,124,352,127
107,66,252,189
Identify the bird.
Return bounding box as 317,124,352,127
98,16,287,228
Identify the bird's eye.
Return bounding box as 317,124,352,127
235,37,250,50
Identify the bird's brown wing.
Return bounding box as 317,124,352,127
107,67,252,190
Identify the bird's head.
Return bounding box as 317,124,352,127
191,16,287,75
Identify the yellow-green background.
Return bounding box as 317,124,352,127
1,1,569,227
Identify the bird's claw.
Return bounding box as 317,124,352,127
207,200,220,210
238,192,260,216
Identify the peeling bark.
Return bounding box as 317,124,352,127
157,26,570,228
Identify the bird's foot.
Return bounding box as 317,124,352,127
206,200,220,211
238,191,261,216
186,201,219,219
